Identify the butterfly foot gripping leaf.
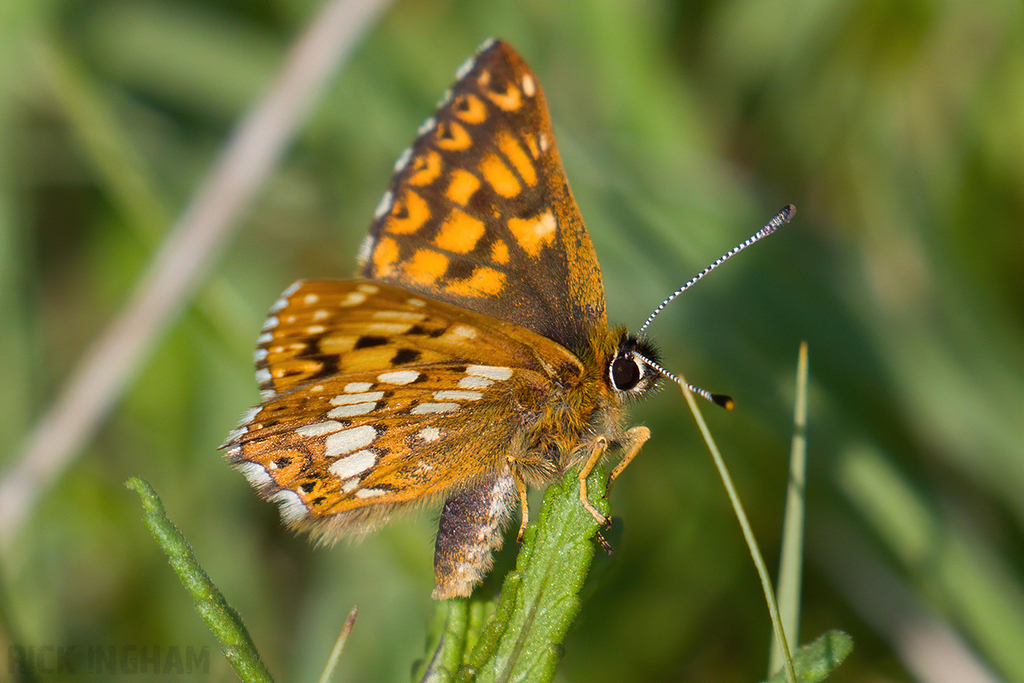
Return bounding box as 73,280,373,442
222,39,663,599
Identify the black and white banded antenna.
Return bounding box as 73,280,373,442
636,205,795,409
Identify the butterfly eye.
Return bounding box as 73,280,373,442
609,353,642,392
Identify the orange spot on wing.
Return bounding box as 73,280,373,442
265,341,309,363
508,211,557,257
384,190,430,235
435,120,472,151
490,239,510,264
498,132,536,186
451,94,488,124
269,359,325,388
405,249,450,286
524,133,541,159
372,237,400,277
445,169,481,205
483,83,522,111
407,150,443,186
343,346,407,372
445,266,505,297
434,208,485,254
480,154,521,198
318,334,358,355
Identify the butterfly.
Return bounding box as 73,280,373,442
222,39,778,600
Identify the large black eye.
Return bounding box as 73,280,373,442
610,354,642,391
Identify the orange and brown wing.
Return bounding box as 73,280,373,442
359,39,607,353
221,280,583,538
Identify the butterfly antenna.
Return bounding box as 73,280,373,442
634,205,794,409
636,205,795,338
636,352,735,411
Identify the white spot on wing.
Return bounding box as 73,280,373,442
305,325,325,334
224,426,246,442
253,348,268,363
261,316,278,331
535,211,557,240
417,427,441,442
342,478,359,493
455,53,477,80
269,297,288,313
328,402,377,418
237,461,272,487
372,310,425,322
238,406,262,425
295,420,347,438
357,235,374,264
341,291,366,307
449,324,478,340
521,74,535,97
281,282,302,297
458,376,493,389
331,391,384,405
256,332,273,344
303,293,320,305
411,402,459,414
325,425,377,456
269,490,308,524
417,116,436,136
373,189,393,219
394,147,413,172
365,321,413,334
254,368,272,385
357,284,379,294
433,390,482,401
378,370,420,385
467,365,512,380
344,382,373,393
406,298,426,307
355,488,386,499
330,449,377,479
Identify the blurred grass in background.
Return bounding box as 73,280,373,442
1,0,1020,681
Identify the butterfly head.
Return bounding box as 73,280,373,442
608,333,662,398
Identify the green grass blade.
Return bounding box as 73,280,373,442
316,605,358,683
769,342,809,673
677,378,798,683
125,477,274,683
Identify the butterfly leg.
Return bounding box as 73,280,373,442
578,426,651,526
512,468,530,543
578,437,611,526
607,426,651,488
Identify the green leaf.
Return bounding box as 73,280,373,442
417,465,609,683
126,477,274,683
762,631,853,683
467,466,608,682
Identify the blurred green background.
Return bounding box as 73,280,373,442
1,0,1020,681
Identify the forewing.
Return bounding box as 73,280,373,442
358,39,607,353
